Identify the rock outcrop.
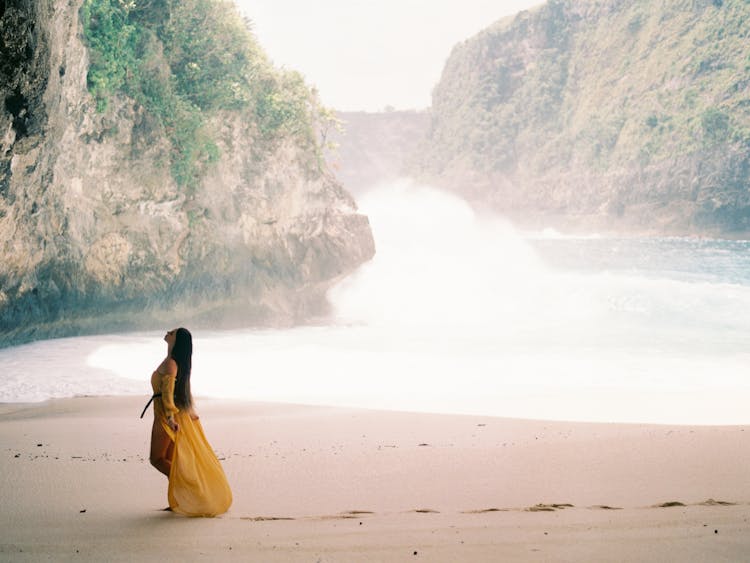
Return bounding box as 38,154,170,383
0,0,374,346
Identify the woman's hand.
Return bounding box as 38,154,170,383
167,417,179,432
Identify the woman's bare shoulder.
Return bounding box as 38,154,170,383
157,357,178,376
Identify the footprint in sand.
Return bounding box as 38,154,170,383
240,516,295,521
656,499,737,508
334,510,375,519
655,501,686,508
317,511,375,520
698,499,736,507
526,503,574,512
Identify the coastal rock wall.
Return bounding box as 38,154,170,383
0,0,374,345
415,0,750,236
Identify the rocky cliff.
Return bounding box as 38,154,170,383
0,0,374,346
415,0,750,236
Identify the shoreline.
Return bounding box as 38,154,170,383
4,384,750,426
2,396,749,561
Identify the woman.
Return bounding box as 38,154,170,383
148,327,232,516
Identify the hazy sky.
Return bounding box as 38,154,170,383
233,0,542,112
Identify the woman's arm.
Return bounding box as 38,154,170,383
158,358,179,431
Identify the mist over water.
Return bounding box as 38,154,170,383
331,181,548,331
3,179,750,424
335,180,750,357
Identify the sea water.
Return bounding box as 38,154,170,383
2,179,750,424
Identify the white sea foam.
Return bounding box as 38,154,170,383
2,178,750,424
0,335,145,403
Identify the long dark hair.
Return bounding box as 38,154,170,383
170,327,193,409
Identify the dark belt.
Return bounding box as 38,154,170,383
140,393,162,419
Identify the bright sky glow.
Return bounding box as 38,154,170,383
233,0,542,111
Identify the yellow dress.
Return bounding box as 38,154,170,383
151,371,232,517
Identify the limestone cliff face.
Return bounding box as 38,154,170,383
415,0,750,236
0,0,374,346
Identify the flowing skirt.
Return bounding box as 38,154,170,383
163,412,232,516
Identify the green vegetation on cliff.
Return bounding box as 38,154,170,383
81,0,327,189
417,0,750,234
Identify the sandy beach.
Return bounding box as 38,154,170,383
1,395,749,562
